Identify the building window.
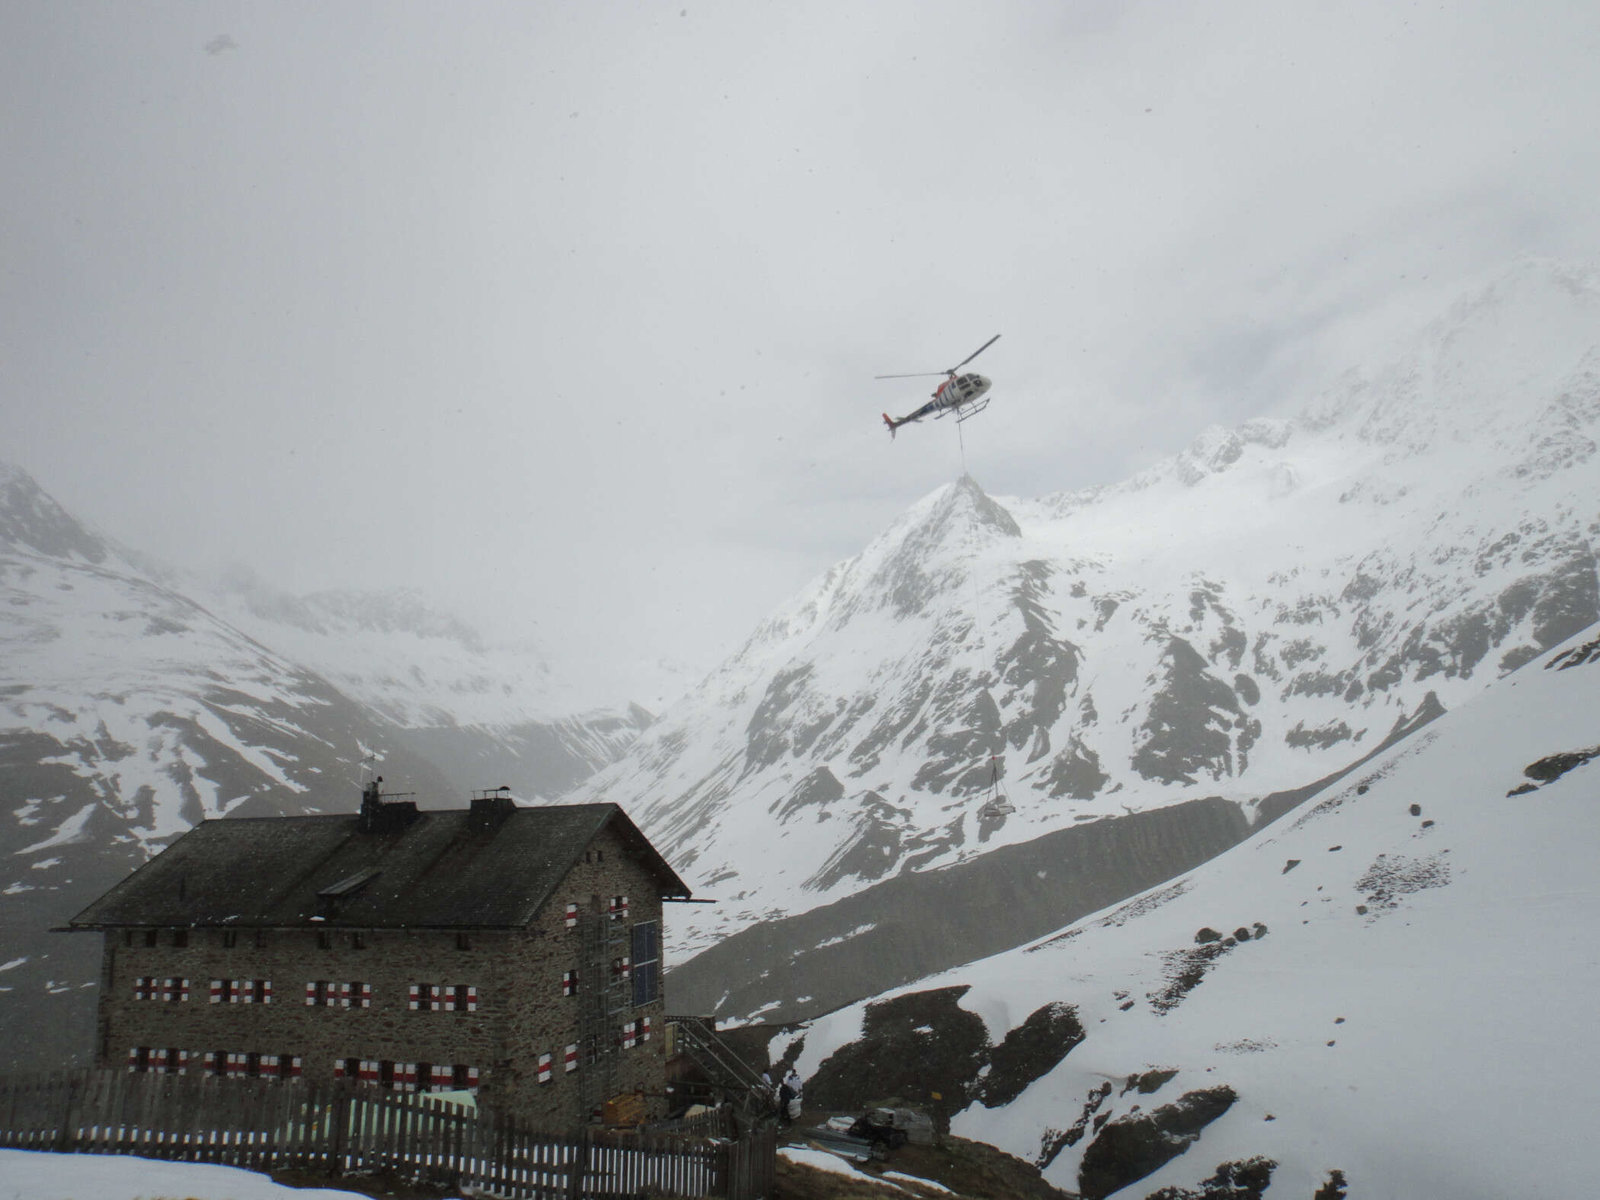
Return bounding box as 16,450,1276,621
222,930,238,949
609,895,630,922
632,921,660,1006
143,930,158,948
455,932,471,951
172,929,188,948
409,983,477,1011
352,932,367,950
317,929,332,950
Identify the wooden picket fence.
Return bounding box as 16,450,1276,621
0,1069,775,1199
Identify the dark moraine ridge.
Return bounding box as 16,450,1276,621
665,796,1250,1024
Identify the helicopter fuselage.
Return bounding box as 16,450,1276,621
934,372,991,409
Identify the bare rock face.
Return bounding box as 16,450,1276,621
805,988,1088,1128
1076,1086,1238,1200
805,986,989,1126
974,1002,1087,1108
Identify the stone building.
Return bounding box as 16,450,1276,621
65,783,692,1128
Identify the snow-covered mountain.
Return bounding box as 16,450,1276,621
200,567,657,801
780,625,1600,1198
0,465,647,1070
571,260,1600,1010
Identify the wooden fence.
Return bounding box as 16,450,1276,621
0,1070,775,1200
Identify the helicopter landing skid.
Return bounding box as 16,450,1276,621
953,398,991,424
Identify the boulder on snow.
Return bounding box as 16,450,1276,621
1077,1085,1238,1199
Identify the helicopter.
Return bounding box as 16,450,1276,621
877,334,1001,438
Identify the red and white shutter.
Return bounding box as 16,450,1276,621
286,1056,302,1080
360,1060,379,1084
622,1021,637,1050
160,978,175,1003
466,1067,480,1090
261,1054,280,1080
408,984,421,1011
126,1047,141,1073
176,1049,190,1075
431,1064,454,1089
562,970,577,997
305,981,318,1006
359,982,372,1008
179,978,190,1002
537,1052,552,1083
210,979,223,1004
260,980,272,1005
240,979,253,1004
565,902,578,928
464,985,478,1012
641,1015,652,1042
333,1060,346,1081
227,1052,246,1078
431,983,448,1011
402,1062,418,1092
564,1044,578,1073
619,956,631,979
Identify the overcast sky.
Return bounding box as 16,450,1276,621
3,1,1598,695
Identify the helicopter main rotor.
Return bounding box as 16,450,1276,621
875,333,1001,380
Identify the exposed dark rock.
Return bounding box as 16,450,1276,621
1037,1082,1114,1169
1144,1156,1277,1199
1046,737,1110,800
1408,803,1422,816
804,791,913,891
1232,926,1251,942
1506,782,1539,797
1284,720,1355,750
772,765,845,823
1194,928,1222,944
1123,1068,1179,1096
1132,637,1257,784
1077,1086,1238,1200
976,1002,1087,1108
1522,745,1600,784
1548,634,1600,670
805,986,989,1124
1282,859,1300,874
1356,852,1452,912
1312,1168,1350,1198
1150,941,1238,1014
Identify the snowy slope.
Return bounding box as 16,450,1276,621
574,260,1600,973
783,628,1600,1198
0,461,659,1070
0,464,459,1069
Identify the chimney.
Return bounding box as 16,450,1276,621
358,776,421,834
470,785,516,831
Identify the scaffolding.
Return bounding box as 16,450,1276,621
576,911,631,1118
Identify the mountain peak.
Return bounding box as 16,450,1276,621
0,463,108,564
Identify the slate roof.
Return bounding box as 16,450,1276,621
67,803,691,931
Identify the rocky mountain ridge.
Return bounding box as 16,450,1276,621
777,624,1600,1197
569,261,1600,1005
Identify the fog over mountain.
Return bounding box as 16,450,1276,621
0,472,649,1069
566,261,1600,1022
